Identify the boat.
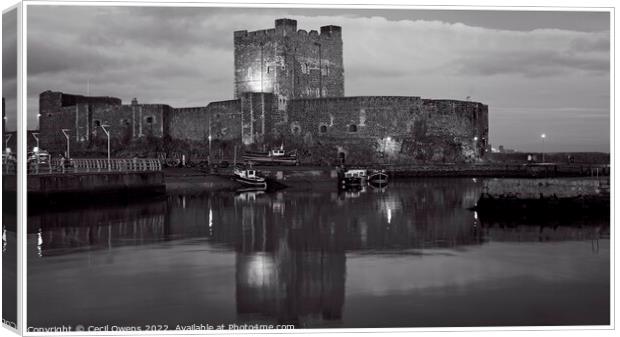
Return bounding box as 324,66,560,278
233,167,267,188
368,169,389,186
242,146,298,166
337,168,366,190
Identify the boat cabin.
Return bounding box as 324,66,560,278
344,169,368,178
269,149,286,157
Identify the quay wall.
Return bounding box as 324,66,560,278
27,171,166,197
482,178,608,199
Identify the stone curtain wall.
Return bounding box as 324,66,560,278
38,89,488,164
233,19,344,104
39,91,172,155
39,91,122,153
169,100,241,142
286,96,488,164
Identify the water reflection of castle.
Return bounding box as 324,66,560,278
29,179,608,325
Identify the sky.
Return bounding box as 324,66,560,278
2,7,17,133
16,5,611,152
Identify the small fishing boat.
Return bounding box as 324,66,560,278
243,146,298,166
338,168,365,190
368,169,389,186
233,167,267,188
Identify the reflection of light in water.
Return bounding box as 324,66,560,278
182,196,186,209
360,220,368,246
245,253,275,288
344,191,361,198
272,201,285,215
379,196,401,224
474,211,478,220
37,228,43,257
235,191,264,202
209,208,213,228
2,227,6,253
472,178,477,183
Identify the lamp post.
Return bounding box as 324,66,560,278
208,117,212,161
100,124,111,170
384,136,392,164
4,134,11,151
314,42,323,97
208,135,212,159
61,129,71,158
541,133,546,163
473,136,478,159
31,132,40,150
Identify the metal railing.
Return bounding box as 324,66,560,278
2,161,16,175
28,158,162,175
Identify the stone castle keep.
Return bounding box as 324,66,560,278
39,18,489,164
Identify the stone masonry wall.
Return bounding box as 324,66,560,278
169,100,241,142
39,91,171,154
39,91,122,153
285,96,488,164
240,92,275,145
234,18,344,104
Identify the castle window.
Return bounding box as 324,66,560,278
319,125,327,134
94,120,101,127
146,116,154,124
267,66,271,74
291,122,302,135
349,124,358,132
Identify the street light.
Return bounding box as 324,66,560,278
541,133,546,163
31,132,40,150
208,116,213,159
61,129,71,158
100,124,111,170
4,134,12,151
473,136,479,158
208,134,212,155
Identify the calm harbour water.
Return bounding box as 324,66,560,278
25,178,610,329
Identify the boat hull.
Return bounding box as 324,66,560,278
242,155,298,166
338,177,363,190
234,176,267,188
368,173,389,186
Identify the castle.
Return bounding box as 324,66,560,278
39,18,489,164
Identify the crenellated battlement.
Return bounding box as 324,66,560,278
234,18,342,42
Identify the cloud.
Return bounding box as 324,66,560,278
3,9,18,131
24,6,610,151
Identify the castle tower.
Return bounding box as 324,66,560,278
234,18,344,102
233,18,344,145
